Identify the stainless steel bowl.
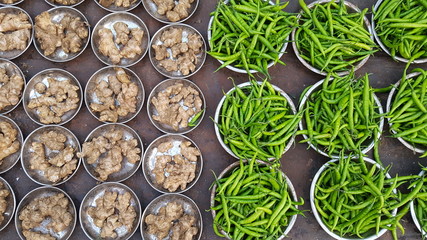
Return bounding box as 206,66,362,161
291,0,373,76
85,66,145,124
149,23,206,79
386,72,426,155
33,7,90,62
91,12,150,67
0,6,33,60
94,0,141,12
410,170,426,237
44,0,85,7
372,0,427,64
298,78,384,158
207,0,289,74
0,0,24,6
0,115,23,174
79,182,142,240
141,193,202,240
81,123,143,182
142,134,203,194
23,68,83,126
210,160,298,239
15,186,77,240
0,177,16,232
147,78,206,134
142,0,198,24
310,157,395,240
0,58,26,114
213,81,297,160
21,125,81,186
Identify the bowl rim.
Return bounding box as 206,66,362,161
0,115,23,174
84,65,145,124
22,68,83,126
298,78,384,158
93,0,141,12
386,71,426,154
310,157,395,240
147,78,206,134
20,125,82,186
79,181,142,240
0,6,33,60
81,122,144,182
213,81,297,160
209,159,298,239
149,23,207,79
90,11,150,67
371,0,427,64
291,0,373,76
410,170,426,237
140,192,203,240
206,0,289,74
141,0,199,24
14,185,77,240
44,0,85,8
142,133,204,194
0,58,27,115
32,6,91,63
0,176,16,232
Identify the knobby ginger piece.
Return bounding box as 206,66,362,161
99,0,137,8
87,191,137,238
0,182,10,224
0,12,31,51
0,0,20,3
0,66,24,111
0,121,20,166
152,0,195,22
50,0,80,5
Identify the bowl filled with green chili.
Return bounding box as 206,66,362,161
292,0,376,76
213,79,300,162
210,159,303,239
372,0,427,64
298,73,384,158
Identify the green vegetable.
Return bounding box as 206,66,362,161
374,0,427,61
188,109,204,127
296,0,377,74
208,0,296,77
216,78,301,161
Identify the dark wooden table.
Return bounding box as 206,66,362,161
1,0,427,239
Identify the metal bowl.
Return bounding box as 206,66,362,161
0,177,16,232
23,68,83,126
298,78,384,158
91,12,149,67
33,7,90,62
207,0,289,74
386,72,426,155
142,134,203,194
141,193,202,240
15,186,77,240
142,0,198,24
79,182,142,240
85,66,145,124
410,170,426,237
0,6,33,60
210,160,298,239
94,0,141,12
44,0,85,7
0,58,26,114
0,0,24,6
149,23,206,79
0,115,23,174
310,157,395,240
213,81,297,160
147,78,206,134
291,0,373,76
21,125,81,186
372,0,427,64
81,123,143,182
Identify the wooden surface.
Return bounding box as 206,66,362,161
1,0,427,239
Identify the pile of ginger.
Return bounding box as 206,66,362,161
0,65,24,112
35,11,88,56
153,0,195,22
0,182,10,225
0,11,32,52
49,0,81,5
99,0,137,8
98,22,145,64
0,121,20,168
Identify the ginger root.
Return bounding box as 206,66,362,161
0,121,20,167
49,0,80,5
152,0,195,22
0,182,10,225
99,0,137,8
0,12,31,52
0,66,24,112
